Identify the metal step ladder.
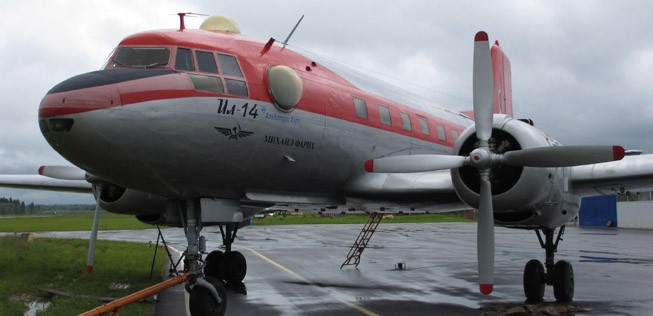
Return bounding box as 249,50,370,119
341,212,384,269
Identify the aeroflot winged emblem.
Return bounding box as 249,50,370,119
214,124,253,140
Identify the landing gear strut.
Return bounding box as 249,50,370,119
523,226,574,302
178,200,228,316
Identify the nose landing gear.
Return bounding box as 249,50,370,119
178,200,237,316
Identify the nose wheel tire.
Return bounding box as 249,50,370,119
553,260,574,302
523,259,545,301
189,276,227,316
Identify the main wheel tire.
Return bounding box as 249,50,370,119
204,250,224,280
189,276,227,316
523,259,546,301
553,260,574,302
221,251,247,284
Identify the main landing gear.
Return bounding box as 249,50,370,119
523,226,574,302
177,200,249,316
204,224,248,286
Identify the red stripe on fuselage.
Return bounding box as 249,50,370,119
120,89,219,105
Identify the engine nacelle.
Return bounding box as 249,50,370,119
451,115,577,227
135,203,183,227
93,183,167,215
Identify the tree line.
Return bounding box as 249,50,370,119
0,197,36,215
0,197,95,215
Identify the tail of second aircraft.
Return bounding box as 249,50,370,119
490,40,513,116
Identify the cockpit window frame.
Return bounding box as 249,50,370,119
171,47,248,97
110,46,171,69
175,47,195,72
196,50,219,74
217,53,244,78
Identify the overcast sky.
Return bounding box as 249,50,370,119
0,1,651,204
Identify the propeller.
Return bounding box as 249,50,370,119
470,31,495,294
502,146,625,167
364,31,625,295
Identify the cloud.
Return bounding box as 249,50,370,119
1,0,651,204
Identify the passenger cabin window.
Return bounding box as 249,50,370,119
217,54,244,77
418,118,429,135
379,105,391,125
436,124,446,141
196,50,218,73
175,48,195,71
113,47,170,68
452,130,460,140
354,97,368,119
400,112,412,131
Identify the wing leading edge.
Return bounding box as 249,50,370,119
0,175,91,193
571,154,653,196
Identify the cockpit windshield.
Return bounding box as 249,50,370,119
112,47,170,69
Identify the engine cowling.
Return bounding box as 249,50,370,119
451,115,573,226
93,183,167,215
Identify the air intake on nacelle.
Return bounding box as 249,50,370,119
200,15,241,34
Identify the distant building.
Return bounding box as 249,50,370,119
579,191,653,229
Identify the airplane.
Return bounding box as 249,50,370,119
2,13,653,315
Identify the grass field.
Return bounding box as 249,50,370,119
0,236,168,315
0,211,473,233
0,211,155,232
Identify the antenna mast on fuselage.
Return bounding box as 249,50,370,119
282,15,305,49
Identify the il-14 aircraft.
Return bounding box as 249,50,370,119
2,14,653,315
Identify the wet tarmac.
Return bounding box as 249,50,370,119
37,223,653,315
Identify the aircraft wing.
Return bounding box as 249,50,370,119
340,170,467,213
343,170,456,195
245,170,467,213
570,154,653,196
0,175,92,193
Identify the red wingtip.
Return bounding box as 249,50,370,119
38,166,44,175
85,265,94,273
613,146,625,161
480,284,493,295
364,160,374,172
475,31,488,42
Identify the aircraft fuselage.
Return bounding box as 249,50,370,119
39,28,469,200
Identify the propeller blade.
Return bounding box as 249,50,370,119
38,165,87,180
477,171,495,295
502,146,625,167
364,155,465,173
473,31,494,142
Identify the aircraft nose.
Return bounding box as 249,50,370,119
38,71,124,120
38,68,176,120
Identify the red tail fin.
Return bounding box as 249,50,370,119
490,41,512,116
